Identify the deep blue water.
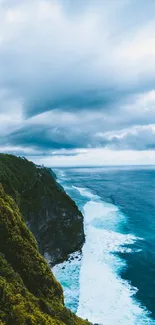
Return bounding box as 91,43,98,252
53,166,155,325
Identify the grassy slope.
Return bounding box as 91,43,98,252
0,184,91,325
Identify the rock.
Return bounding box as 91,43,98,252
0,184,92,325
0,153,85,266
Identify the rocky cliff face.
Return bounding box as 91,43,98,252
0,154,85,265
0,184,91,325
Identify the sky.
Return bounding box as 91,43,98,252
1,0,155,166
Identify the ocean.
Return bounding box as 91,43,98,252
52,166,155,325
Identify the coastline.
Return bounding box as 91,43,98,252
53,167,155,325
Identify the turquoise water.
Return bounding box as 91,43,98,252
52,166,155,325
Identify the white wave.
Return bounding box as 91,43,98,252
58,170,66,177
50,179,154,324
77,198,154,325
52,251,81,313
72,186,99,200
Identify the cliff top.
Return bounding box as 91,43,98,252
0,154,85,265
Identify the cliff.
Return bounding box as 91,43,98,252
0,154,85,265
0,184,91,325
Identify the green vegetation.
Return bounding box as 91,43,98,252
0,154,84,265
0,184,91,325
0,154,72,209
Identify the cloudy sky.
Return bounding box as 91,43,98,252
1,0,155,166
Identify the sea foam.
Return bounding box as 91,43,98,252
53,251,81,313
72,186,99,200
52,171,155,325
77,197,154,325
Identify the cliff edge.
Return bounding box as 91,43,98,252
0,184,91,325
0,154,85,265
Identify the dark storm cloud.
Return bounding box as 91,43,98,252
5,125,89,150
1,0,155,156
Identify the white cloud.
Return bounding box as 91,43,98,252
29,148,155,167
0,91,23,135
1,0,155,114
1,0,155,163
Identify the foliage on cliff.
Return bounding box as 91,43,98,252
0,153,73,209
0,184,91,325
0,154,84,265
